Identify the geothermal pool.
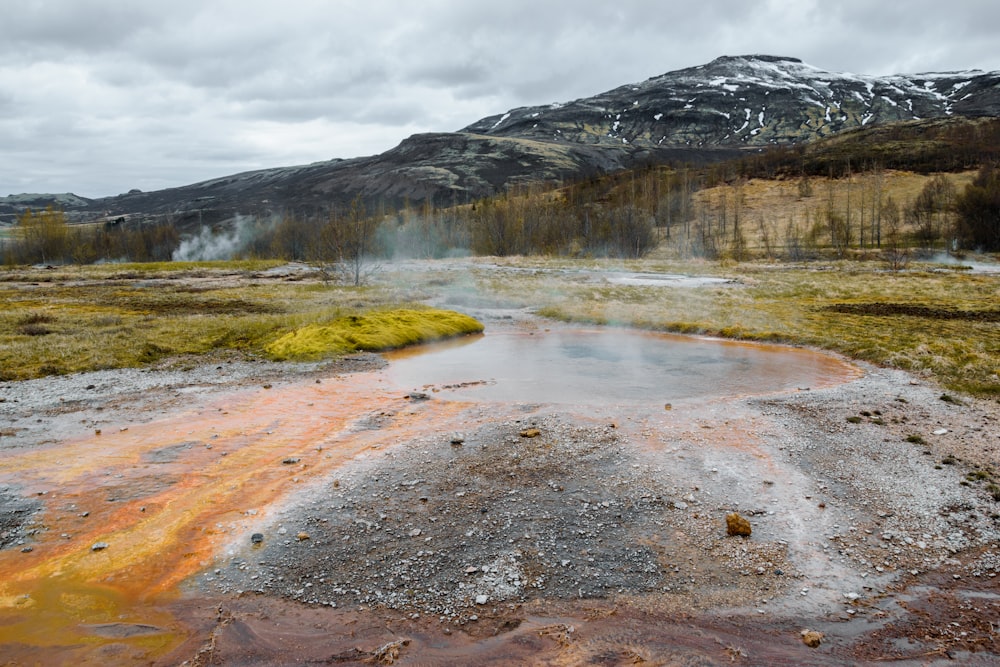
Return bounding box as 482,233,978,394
0,327,862,664
386,329,859,405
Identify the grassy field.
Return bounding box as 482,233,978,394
1,252,997,397
0,261,479,381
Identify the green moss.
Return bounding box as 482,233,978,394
265,308,484,361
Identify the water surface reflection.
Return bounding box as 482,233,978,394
386,329,859,404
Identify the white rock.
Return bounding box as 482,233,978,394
475,594,488,605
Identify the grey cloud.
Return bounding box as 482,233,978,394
2,0,998,198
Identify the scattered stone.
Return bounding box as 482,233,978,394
475,594,489,605
281,458,300,465
296,532,310,541
251,533,264,544
664,403,672,411
673,501,688,510
91,542,109,552
726,513,752,537
801,630,824,648
407,392,430,401
450,434,465,446
519,428,541,438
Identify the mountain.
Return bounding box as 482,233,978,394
466,55,1000,149
3,55,999,228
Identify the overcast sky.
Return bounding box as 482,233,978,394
3,0,999,199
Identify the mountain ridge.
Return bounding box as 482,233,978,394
3,55,999,228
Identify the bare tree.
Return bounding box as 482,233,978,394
315,195,382,285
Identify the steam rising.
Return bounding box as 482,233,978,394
172,215,267,261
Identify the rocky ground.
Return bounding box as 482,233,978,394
3,309,1000,665
194,357,1000,664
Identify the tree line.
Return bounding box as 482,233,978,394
4,154,999,271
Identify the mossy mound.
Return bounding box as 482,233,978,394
265,308,484,361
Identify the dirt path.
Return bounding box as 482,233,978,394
2,318,1000,665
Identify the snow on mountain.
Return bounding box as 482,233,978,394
464,55,1000,149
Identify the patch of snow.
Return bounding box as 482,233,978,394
654,113,663,121
490,113,511,130
881,96,899,107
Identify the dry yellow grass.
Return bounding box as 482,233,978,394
655,170,979,259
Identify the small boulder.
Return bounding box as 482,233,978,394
726,512,752,537
519,428,541,438
801,630,824,648
251,533,264,544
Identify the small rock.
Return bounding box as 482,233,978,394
726,512,752,537
475,594,488,605
519,428,541,438
933,428,948,435
91,542,109,552
801,630,824,648
673,501,688,510
450,434,464,446
281,458,300,465
251,533,264,544
296,532,310,541
407,392,430,401
408,528,422,537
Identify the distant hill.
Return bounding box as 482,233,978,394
3,55,998,230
